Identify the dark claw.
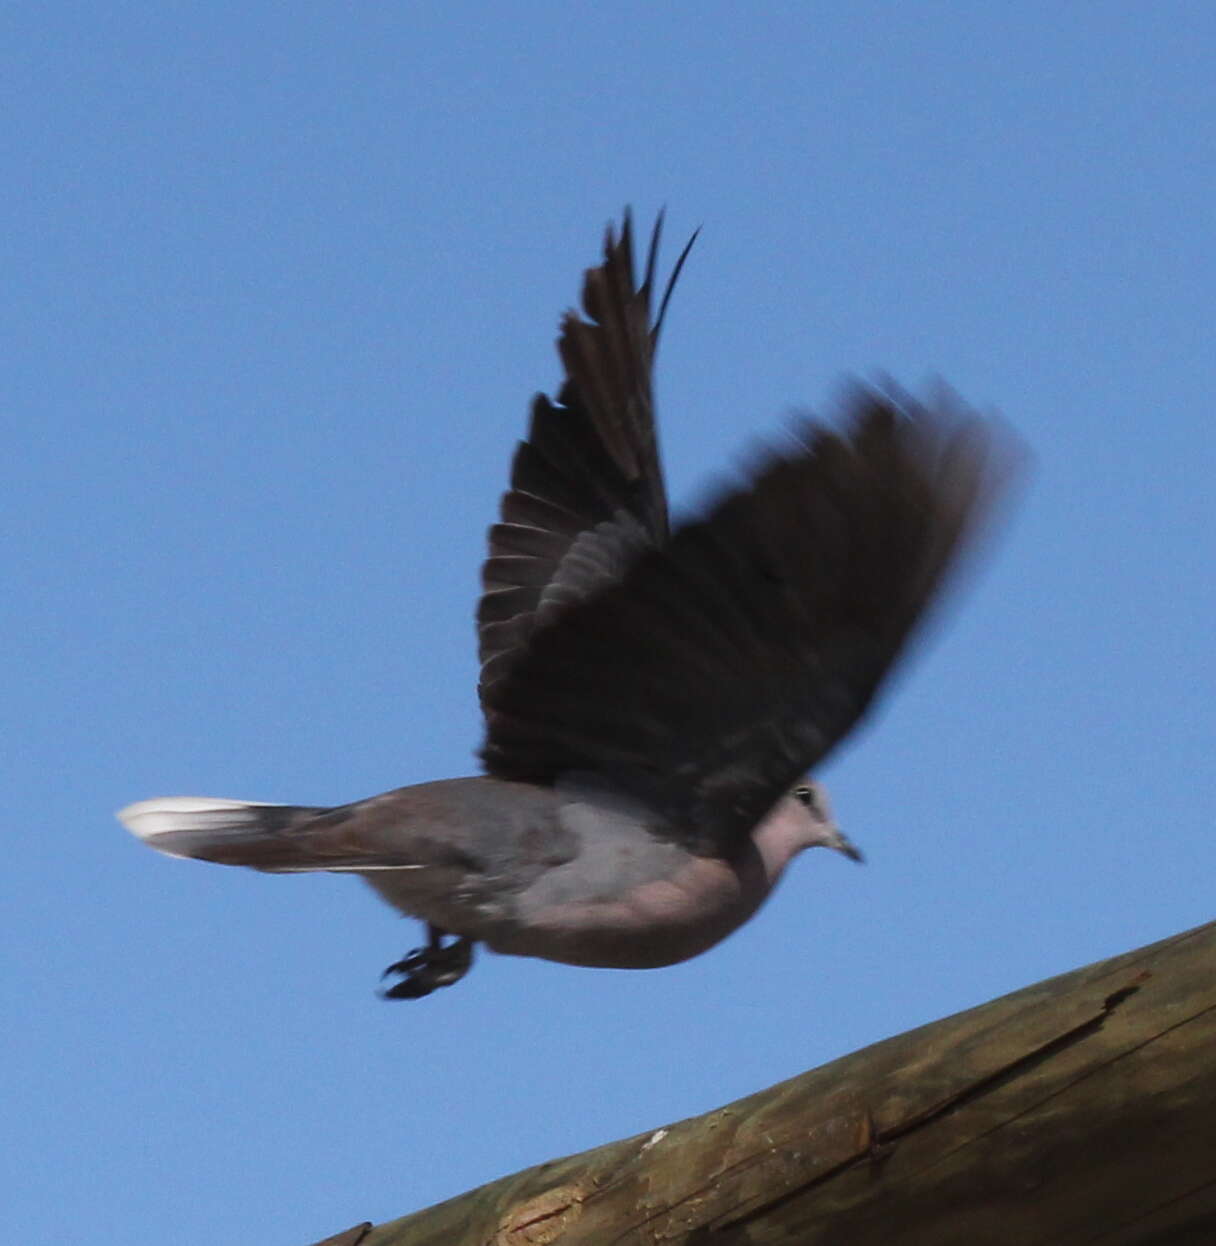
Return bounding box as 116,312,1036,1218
381,974,444,1001
380,947,430,980
378,927,475,1001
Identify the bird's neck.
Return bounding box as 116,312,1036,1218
750,799,812,885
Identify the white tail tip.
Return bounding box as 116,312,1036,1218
117,797,282,856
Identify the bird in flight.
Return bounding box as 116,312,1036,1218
120,213,1017,999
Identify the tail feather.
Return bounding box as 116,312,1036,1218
117,797,328,870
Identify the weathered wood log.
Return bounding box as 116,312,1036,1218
313,918,1216,1245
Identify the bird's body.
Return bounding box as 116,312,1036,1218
120,213,1017,998
361,777,798,971
122,775,841,974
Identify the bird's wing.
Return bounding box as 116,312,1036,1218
477,211,696,700
481,388,1019,855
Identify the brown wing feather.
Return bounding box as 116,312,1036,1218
480,387,1019,854
477,212,695,702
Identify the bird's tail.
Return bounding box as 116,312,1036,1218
117,797,329,871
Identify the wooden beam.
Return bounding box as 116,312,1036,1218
311,918,1216,1245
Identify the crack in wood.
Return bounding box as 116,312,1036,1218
1062,1172,1216,1246
875,976,1146,1145
681,979,1149,1240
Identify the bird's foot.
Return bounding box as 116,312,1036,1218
379,928,475,1000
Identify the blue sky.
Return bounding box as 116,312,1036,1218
5,5,1215,1243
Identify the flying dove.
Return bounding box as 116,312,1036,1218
119,213,1016,999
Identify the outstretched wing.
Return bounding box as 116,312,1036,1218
480,388,1018,854
477,212,696,699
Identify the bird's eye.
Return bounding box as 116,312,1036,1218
793,784,816,809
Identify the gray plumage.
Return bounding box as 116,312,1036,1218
119,213,1017,999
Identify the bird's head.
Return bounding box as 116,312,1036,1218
758,779,863,871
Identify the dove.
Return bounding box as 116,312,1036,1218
119,213,1015,999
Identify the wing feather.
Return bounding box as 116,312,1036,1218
481,388,1018,853
476,212,696,701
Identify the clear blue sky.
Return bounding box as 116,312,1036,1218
5,6,1214,1243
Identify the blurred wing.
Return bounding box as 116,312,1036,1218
477,211,696,699
481,387,1019,854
